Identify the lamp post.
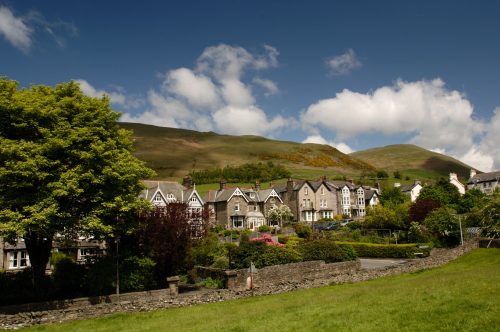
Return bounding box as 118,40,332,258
451,214,464,246
116,235,120,296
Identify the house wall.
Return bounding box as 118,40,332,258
468,180,499,195
297,183,315,222
314,184,338,219
225,196,249,228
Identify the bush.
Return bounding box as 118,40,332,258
258,225,271,233
51,254,86,298
188,233,227,267
120,256,157,292
254,246,303,268
336,242,432,258
346,221,361,230
278,235,304,247
198,277,224,289
299,239,357,263
294,223,312,239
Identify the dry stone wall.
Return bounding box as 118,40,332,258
0,240,479,329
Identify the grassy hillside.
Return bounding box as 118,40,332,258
351,144,472,182
25,249,500,331
120,123,375,180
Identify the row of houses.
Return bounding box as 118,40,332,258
397,169,500,203
3,169,498,272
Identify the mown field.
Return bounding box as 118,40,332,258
25,249,500,332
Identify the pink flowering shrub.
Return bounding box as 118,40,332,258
251,233,284,247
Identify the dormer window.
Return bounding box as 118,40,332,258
250,193,255,198
154,193,163,202
304,187,308,195
235,203,240,211
321,187,325,195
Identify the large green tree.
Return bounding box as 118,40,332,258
0,78,154,292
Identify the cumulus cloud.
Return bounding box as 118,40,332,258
302,135,354,154
75,79,143,109
301,78,500,171
326,49,362,75
0,6,32,53
122,44,290,136
253,77,279,96
0,5,77,53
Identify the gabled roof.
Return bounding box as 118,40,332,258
400,183,421,193
468,170,500,184
364,189,378,200
140,180,203,204
205,187,250,203
327,180,356,190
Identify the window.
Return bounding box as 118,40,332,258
234,203,240,211
20,251,28,267
154,193,163,202
321,211,332,219
190,196,197,202
358,197,364,205
167,193,175,200
9,251,18,268
304,187,308,195
321,187,325,195
250,193,255,198
320,199,327,208
254,205,258,211
342,196,350,205
232,216,244,228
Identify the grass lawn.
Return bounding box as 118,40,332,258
25,249,500,332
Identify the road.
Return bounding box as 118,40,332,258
359,258,408,270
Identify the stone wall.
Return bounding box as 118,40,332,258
0,240,479,329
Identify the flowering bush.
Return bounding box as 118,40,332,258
251,233,284,247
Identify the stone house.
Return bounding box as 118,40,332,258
204,181,284,230
467,169,500,194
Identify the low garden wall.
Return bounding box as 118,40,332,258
0,240,479,329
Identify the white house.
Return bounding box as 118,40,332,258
449,172,466,195
398,180,423,202
467,169,500,195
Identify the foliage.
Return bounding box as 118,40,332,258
408,199,441,223
346,221,361,230
119,256,156,292
407,221,430,243
51,254,86,298
393,170,402,179
197,277,224,289
423,207,460,247
258,225,271,233
470,192,500,239
0,78,154,291
277,235,305,248
294,223,312,239
251,233,283,246
189,161,290,184
376,170,389,178
418,178,460,206
188,233,228,267
379,187,409,206
336,242,432,258
228,240,267,269
253,246,303,268
268,205,293,227
458,188,487,214
363,204,405,230
136,204,192,282
299,239,357,263
85,255,116,296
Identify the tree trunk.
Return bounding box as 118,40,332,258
24,232,53,298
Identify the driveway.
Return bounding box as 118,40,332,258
360,258,408,270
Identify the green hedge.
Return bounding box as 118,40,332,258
336,242,432,258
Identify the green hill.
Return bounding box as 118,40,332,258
350,144,473,182
119,122,374,180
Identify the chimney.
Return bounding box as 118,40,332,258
449,173,458,182
470,169,476,179
219,179,227,190
320,175,327,182
348,179,354,185
182,175,193,189
394,183,401,188
269,181,274,188
287,178,294,193
414,180,421,186
375,182,380,192
255,180,261,191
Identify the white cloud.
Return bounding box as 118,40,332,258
213,106,287,136
326,49,362,75
75,79,144,109
302,135,354,154
301,78,500,171
0,6,32,53
253,77,279,96
121,44,289,136
163,68,219,108
0,5,77,53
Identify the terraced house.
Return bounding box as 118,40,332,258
273,177,379,224
204,180,284,230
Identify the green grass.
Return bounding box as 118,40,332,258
25,249,500,331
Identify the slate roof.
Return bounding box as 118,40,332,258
400,183,421,193
468,170,500,184
364,189,378,200
140,180,203,204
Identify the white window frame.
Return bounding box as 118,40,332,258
9,251,18,268
234,203,240,211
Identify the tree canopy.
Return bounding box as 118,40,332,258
0,78,154,289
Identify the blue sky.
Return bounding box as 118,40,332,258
1,1,500,171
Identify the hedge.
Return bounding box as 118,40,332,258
336,242,432,258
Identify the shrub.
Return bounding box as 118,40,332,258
336,242,432,258
294,223,312,239
258,225,272,233
188,233,227,267
423,207,460,247
254,246,303,268
211,256,229,269
120,256,157,292
198,277,224,289
299,239,356,263
346,221,361,230
278,235,304,247
51,254,86,298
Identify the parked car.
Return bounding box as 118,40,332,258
314,221,340,231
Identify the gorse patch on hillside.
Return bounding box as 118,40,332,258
189,162,290,184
